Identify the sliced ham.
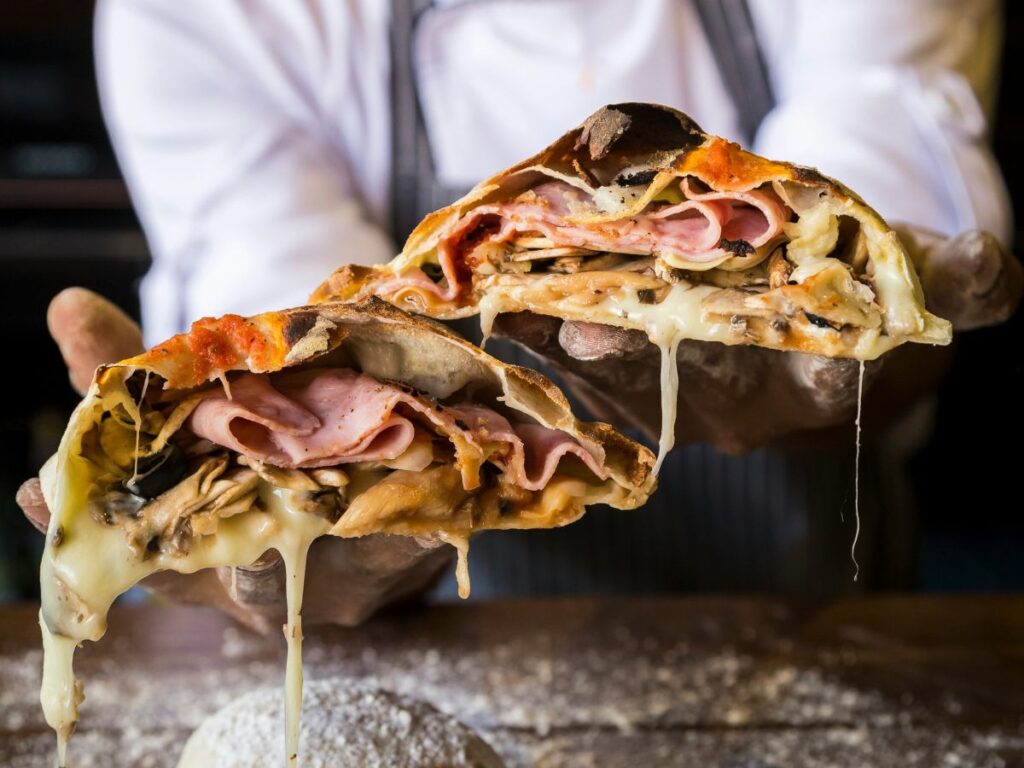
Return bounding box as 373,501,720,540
387,179,790,299
678,178,788,246
190,369,458,471
186,368,608,493
448,405,609,492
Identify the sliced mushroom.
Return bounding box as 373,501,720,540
548,256,584,273
237,455,322,492
309,468,349,488
507,246,595,262
843,227,869,274
612,256,656,273
512,236,557,250
576,252,631,272
702,288,780,320
768,245,792,289
123,455,260,557
682,265,769,289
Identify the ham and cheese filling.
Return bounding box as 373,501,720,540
187,367,607,491
383,177,797,305
85,365,610,563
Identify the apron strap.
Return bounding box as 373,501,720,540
691,0,775,144
389,0,470,245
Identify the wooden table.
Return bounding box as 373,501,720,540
1,596,1022,767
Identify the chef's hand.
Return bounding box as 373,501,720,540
17,287,451,634
494,227,1022,454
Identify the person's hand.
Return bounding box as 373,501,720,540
493,227,1022,454
17,288,451,633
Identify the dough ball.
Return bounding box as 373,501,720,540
178,679,504,768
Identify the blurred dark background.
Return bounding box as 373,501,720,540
0,2,1020,599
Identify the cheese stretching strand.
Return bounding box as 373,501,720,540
37,300,655,767
312,103,952,469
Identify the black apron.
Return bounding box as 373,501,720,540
390,0,916,598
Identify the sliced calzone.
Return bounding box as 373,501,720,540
38,298,654,765
311,103,952,463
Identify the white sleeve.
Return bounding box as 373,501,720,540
95,0,394,345
751,0,1012,245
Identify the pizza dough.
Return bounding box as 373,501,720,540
177,679,505,768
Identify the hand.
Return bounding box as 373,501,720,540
18,288,451,632
493,227,1022,454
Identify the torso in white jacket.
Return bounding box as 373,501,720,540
95,0,1010,345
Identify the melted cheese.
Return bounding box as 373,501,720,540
40,434,602,766
783,199,839,265
40,452,328,768
438,532,471,599
260,489,331,766
477,270,925,472
39,615,80,766
852,360,865,582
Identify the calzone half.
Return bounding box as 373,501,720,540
38,298,654,766
312,103,952,463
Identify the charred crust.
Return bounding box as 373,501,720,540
283,311,319,346
719,238,755,256
615,169,658,187
792,165,831,187
574,104,704,162
575,107,633,160
804,311,839,330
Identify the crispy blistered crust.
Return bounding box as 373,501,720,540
310,103,951,357
90,298,655,504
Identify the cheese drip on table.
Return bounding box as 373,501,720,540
261,490,331,767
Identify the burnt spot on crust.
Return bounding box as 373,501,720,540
719,238,755,257
283,311,319,346
804,311,839,330
575,107,633,161
614,169,658,187
792,165,831,187
574,104,704,162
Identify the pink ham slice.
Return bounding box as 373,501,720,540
190,369,452,470
187,368,608,491
448,405,609,492
380,178,790,299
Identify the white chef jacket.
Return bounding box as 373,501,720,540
94,0,1012,345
